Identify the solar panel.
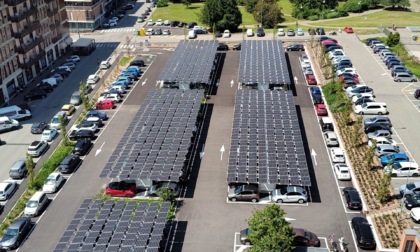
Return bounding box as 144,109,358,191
227,90,311,187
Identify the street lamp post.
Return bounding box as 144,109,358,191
322,0,325,19
400,146,420,219
74,3,81,39
358,1,361,15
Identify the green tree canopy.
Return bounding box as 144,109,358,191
245,0,258,12
252,0,283,28
200,0,242,31
380,0,410,8
247,204,294,252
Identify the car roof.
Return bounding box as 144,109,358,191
9,217,29,229
332,148,344,154
12,159,26,168
0,182,13,190
320,117,332,123
47,172,61,179
397,162,419,168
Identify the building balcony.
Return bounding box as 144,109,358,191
9,7,37,22
17,36,43,54
5,0,26,6
19,50,45,69
12,20,41,38
47,7,59,16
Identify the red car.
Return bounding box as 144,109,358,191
315,104,328,116
95,99,115,110
105,181,136,197
338,73,359,83
306,74,317,85
344,27,354,33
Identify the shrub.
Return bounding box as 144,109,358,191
342,0,368,12
325,11,341,19
156,0,168,7
307,15,320,21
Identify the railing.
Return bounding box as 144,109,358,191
9,6,37,22
17,36,43,54
19,49,45,69
5,0,26,6
12,20,41,38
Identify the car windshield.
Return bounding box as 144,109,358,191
5,228,18,236
393,163,402,170
407,183,416,190
304,231,312,240
361,103,368,108
27,200,38,208
51,117,59,123
42,132,50,136
45,178,55,185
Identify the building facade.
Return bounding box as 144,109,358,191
0,0,70,105
66,0,112,33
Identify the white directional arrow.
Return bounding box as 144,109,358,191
285,217,296,222
230,80,234,88
220,145,225,160
199,144,205,159
95,142,106,156
294,76,298,84
311,148,317,166
142,78,148,86
381,73,387,76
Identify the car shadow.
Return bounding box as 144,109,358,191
165,220,187,252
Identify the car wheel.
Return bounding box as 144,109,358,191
298,199,304,204
230,197,237,202
42,95,46,99
391,173,397,177
245,241,251,246
251,198,258,203
398,79,401,82
300,48,303,51
413,173,419,177
276,199,283,203
27,97,31,101
378,112,383,115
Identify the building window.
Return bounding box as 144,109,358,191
404,240,414,252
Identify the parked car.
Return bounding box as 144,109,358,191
354,102,388,115
9,159,27,180
368,136,397,148
223,30,231,38
277,28,285,36
148,182,180,197
293,228,320,247
330,148,345,163
271,186,307,204
27,140,48,157
87,74,100,85
24,191,48,217
106,181,137,197
394,72,417,82
319,117,334,132
95,100,115,110
0,217,31,250
286,44,304,51
121,3,134,10
0,180,18,201
217,43,229,51
305,74,317,85
334,164,351,180
346,85,374,97
343,187,362,210
401,182,420,198
353,96,374,106
308,28,316,35
41,128,58,142
351,217,376,249
387,162,420,177
405,194,420,210
36,83,54,93
31,121,48,134
411,208,420,223
367,129,392,140
86,110,108,120
381,153,409,166
315,104,328,116
287,29,295,36
296,27,304,36
228,185,259,202
69,129,95,141
324,132,339,147
66,55,80,63
24,89,47,101
186,22,197,28
364,123,391,134
310,86,323,105
316,27,325,35
246,29,254,37
73,139,92,156
364,116,392,128
343,26,354,33
256,27,265,37
375,144,404,157
42,172,64,193
57,154,81,174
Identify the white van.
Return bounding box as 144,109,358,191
354,102,388,115
100,61,111,69
24,191,48,217
0,116,20,133
188,30,196,39
42,78,58,87
0,105,31,120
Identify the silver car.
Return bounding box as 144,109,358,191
272,186,307,204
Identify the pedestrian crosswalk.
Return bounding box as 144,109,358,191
100,28,137,33
96,42,136,51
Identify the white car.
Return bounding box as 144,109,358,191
352,93,375,103
147,19,154,26
66,55,80,63
246,29,254,37
162,29,171,35
296,27,304,36
146,28,155,36
0,181,18,201
61,62,76,70
163,20,170,26
42,172,64,193
41,128,58,142
98,93,122,103
334,164,351,180
300,54,310,68
73,120,98,132
57,66,72,73
388,162,420,177
336,68,357,76
27,140,48,157
368,137,397,147
328,49,345,59
330,148,345,163
324,131,339,147
50,73,64,83
277,28,285,36
223,30,231,38
105,85,125,94
156,19,163,25
87,74,99,85
411,208,420,222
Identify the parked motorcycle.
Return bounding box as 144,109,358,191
329,30,337,35
329,235,339,252
339,237,348,252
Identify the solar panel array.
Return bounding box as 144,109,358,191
227,90,311,186
238,40,291,85
157,40,218,86
54,199,172,252
100,89,203,182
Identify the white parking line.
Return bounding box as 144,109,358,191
347,220,360,252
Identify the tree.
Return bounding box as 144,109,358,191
380,0,410,8
26,153,35,188
387,32,400,47
59,115,69,146
79,81,91,110
245,0,258,13
376,170,392,203
182,0,191,8
247,204,294,252
200,0,242,32
252,0,283,28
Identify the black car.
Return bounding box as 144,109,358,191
387,60,402,69
354,97,374,106
51,68,69,77
69,129,95,141
343,187,362,210
31,121,49,134
404,194,420,210
364,123,391,134
24,89,47,101
58,154,81,174
217,43,229,51
0,217,31,250
308,28,316,35
365,38,379,46
178,22,185,28
316,27,325,35
256,27,265,37
286,44,304,51
342,79,358,89
351,217,376,250
36,83,54,93
310,87,324,105
325,45,343,53
170,20,179,27
73,139,92,156
415,88,420,99
186,22,197,29
318,36,330,44
130,57,145,67
232,43,241,51
86,110,108,120
121,3,134,10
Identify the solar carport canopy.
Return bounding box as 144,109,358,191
100,89,203,182
157,40,218,87
227,90,311,186
238,40,291,86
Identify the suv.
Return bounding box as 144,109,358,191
0,217,31,250
57,154,81,174
343,187,362,210
27,140,48,157
69,129,95,141
394,72,417,82
324,132,339,147
364,123,391,134
271,186,307,204
228,185,259,202
351,217,376,249
73,139,92,156
9,158,27,179
256,27,265,37
319,117,334,132
363,116,392,127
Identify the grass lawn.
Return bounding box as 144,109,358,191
310,10,420,28
277,0,294,15
151,3,204,25
239,6,257,26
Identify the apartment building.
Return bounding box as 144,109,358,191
0,0,70,105
66,0,111,33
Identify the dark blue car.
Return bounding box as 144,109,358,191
86,110,108,120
